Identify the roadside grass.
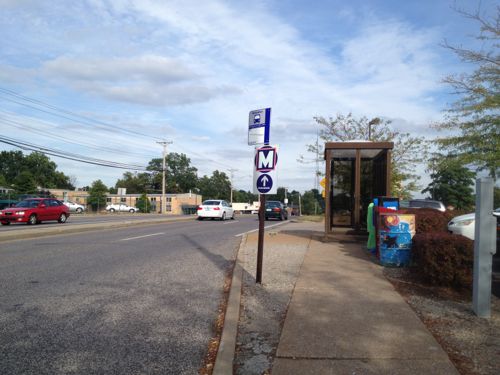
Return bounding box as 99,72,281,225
295,215,324,223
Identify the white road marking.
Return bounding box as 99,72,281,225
119,232,165,241
223,220,239,225
234,222,288,237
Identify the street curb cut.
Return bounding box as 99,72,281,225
213,233,246,374
0,216,195,242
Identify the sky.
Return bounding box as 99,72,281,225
0,0,496,195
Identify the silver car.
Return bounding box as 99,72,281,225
63,201,86,213
106,203,138,213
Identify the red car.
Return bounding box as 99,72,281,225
0,198,70,225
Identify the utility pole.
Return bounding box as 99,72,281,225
156,140,172,214
228,168,238,204
298,193,302,216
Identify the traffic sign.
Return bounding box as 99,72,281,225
254,145,278,172
256,174,273,193
248,108,271,146
253,145,278,194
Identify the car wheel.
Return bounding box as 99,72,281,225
129,209,134,213
231,211,235,220
280,213,284,221
1,221,10,226
76,208,83,213
265,216,269,221
221,212,226,221
58,213,67,223
110,208,115,213
28,214,37,225
197,216,203,221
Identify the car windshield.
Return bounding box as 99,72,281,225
15,200,40,208
203,201,221,206
266,201,281,208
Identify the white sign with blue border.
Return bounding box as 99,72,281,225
253,145,278,194
248,108,271,146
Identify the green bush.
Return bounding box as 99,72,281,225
412,232,473,289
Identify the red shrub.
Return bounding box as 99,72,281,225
412,232,473,289
398,208,450,233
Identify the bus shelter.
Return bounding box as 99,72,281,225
324,141,393,234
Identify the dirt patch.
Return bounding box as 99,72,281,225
384,268,500,375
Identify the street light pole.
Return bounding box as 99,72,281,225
228,168,237,204
157,140,172,214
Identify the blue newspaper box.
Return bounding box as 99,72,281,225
378,213,415,267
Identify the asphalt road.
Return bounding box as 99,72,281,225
0,213,184,232
0,215,287,375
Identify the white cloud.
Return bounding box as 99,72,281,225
0,0,473,193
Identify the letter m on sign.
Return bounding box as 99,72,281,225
256,146,277,173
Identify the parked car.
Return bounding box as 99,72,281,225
63,201,86,213
448,208,500,241
407,199,446,212
265,201,288,221
0,198,70,225
197,200,234,220
106,203,138,213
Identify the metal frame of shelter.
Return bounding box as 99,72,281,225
324,141,394,234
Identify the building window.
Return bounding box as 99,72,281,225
166,197,172,202
121,197,126,203
106,198,112,203
166,205,172,212
150,197,156,201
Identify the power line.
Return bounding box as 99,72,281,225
0,86,163,141
0,115,157,159
0,135,149,171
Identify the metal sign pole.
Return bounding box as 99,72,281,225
473,177,496,318
256,193,266,284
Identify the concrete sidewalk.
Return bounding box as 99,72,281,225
270,222,459,374
216,220,460,374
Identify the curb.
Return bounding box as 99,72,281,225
0,216,196,242
213,233,246,374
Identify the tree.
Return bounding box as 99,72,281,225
87,180,108,212
0,151,74,191
13,171,37,194
136,192,152,213
147,153,198,194
196,170,231,200
422,156,476,210
301,189,324,215
434,6,499,179
307,113,429,198
232,189,258,203
114,171,151,194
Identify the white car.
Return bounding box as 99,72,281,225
63,201,86,213
197,200,235,221
448,213,475,240
448,208,500,241
106,203,138,213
